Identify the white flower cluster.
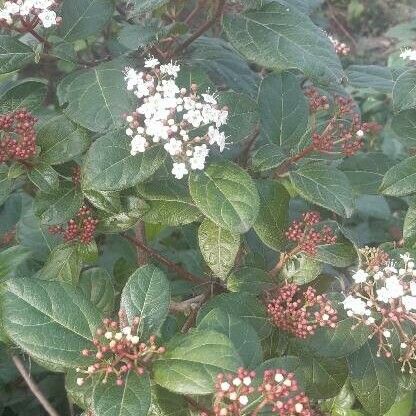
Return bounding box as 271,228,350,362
400,48,416,62
343,253,416,322
124,57,228,179
220,375,252,406
0,0,60,28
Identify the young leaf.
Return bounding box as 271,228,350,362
253,180,289,251
290,163,355,217
223,2,343,86
197,308,263,367
347,341,398,416
153,330,242,395
92,372,151,416
120,265,170,338
189,161,260,234
59,0,115,42
380,155,416,196
198,218,240,280
257,72,308,147
83,129,166,191
2,278,102,370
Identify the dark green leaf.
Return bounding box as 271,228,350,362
0,35,34,74
197,308,263,367
346,65,394,94
153,330,242,395
198,218,240,279
129,0,169,15
227,266,274,294
150,385,191,416
0,245,31,282
83,130,166,191
347,341,398,416
316,242,357,268
393,69,416,112
2,278,101,370
253,180,289,251
92,372,151,416
120,265,170,338
27,164,59,193
380,156,416,197
59,0,115,42
251,144,286,173
258,72,308,146
282,254,322,285
290,163,355,217
189,161,260,234
223,3,343,86
391,110,416,146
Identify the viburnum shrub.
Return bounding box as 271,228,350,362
0,1,416,416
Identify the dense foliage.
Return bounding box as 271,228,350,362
0,0,416,415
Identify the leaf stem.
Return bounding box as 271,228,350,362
169,0,226,58
122,233,204,285
11,355,60,416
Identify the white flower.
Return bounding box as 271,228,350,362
352,269,369,284
38,9,57,28
130,135,147,155
104,331,113,339
239,395,249,406
356,129,364,138
144,57,160,68
202,93,217,105
376,287,391,303
220,381,230,391
374,271,384,280
131,336,140,345
4,1,19,14
114,332,122,341
275,373,284,383
122,326,131,335
383,330,391,338
232,377,242,386
160,62,180,78
172,162,188,179
366,317,375,325
229,392,237,401
0,10,12,23
32,0,54,9
184,109,203,128
208,126,226,151
342,295,367,315
402,295,416,311
164,138,182,156
242,376,251,386
385,275,404,299
400,48,416,61
400,253,413,263
295,403,304,413
410,281,416,296
76,378,84,386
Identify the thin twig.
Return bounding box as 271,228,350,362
327,4,358,48
169,294,206,313
185,396,213,415
134,221,149,266
237,125,260,168
184,0,208,25
122,234,203,285
169,0,226,58
11,355,60,416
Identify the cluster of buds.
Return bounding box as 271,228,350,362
342,253,416,372
48,205,98,244
76,315,165,386
0,0,61,30
124,57,228,179
328,35,350,56
309,94,380,157
359,246,390,271
267,283,337,339
71,165,81,186
209,368,312,416
285,211,337,256
0,109,37,163
305,87,329,113
400,48,416,62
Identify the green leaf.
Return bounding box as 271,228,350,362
290,163,355,217
227,266,274,294
251,143,286,173
59,0,115,42
393,69,416,112
153,330,242,395
316,242,357,268
82,189,123,214
92,372,151,416
120,265,170,338
129,0,169,15
27,164,60,193
253,180,289,251
60,59,136,133
380,156,416,197
150,385,191,416
223,2,343,86
217,91,258,143
404,205,416,246
347,341,398,416
197,292,272,339
83,130,166,191
0,165,12,206
137,178,202,226
346,65,394,94
198,308,263,367
66,368,98,410
282,254,322,285
34,182,83,225
339,153,394,195
384,392,413,416
0,245,31,282
189,161,260,234
39,243,83,285
0,78,48,113
391,110,416,146
0,35,34,74
186,37,260,97
258,72,308,146
37,113,91,165
198,218,240,279
79,268,115,315
2,278,102,370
